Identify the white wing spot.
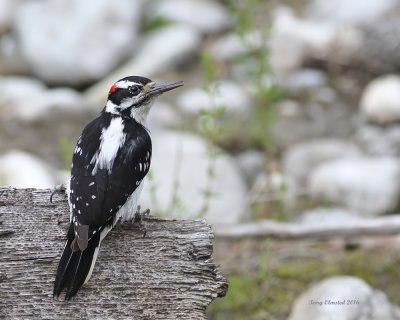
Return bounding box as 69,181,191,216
86,203,89,206
91,195,96,199
89,181,95,187
78,210,81,214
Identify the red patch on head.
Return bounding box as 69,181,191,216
109,83,118,94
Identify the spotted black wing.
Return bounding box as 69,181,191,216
69,114,152,233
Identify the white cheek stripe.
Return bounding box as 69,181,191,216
91,117,126,175
115,80,139,89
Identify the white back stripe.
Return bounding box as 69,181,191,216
91,117,126,175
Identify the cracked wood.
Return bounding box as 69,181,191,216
0,187,227,319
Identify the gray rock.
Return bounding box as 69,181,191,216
271,98,357,149
353,15,400,75
269,7,337,73
147,101,184,130
356,124,400,156
0,76,45,97
0,150,55,188
308,11,400,77
177,81,249,115
84,24,201,106
235,150,265,186
283,138,361,186
360,75,400,125
0,34,30,74
0,76,85,121
0,0,22,33
278,69,327,93
270,6,371,77
0,76,45,120
15,0,144,85
140,131,248,225
289,276,400,320
209,31,263,61
308,157,400,216
148,0,230,34
21,88,85,121
306,0,399,25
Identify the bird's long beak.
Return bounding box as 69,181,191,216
148,80,184,96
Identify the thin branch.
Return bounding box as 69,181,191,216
214,215,400,240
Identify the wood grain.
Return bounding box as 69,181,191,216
0,188,227,319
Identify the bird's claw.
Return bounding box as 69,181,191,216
50,183,67,203
133,205,150,237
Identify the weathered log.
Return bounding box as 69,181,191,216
0,188,227,319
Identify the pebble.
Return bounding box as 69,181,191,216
0,150,56,188
360,74,400,125
308,157,400,217
140,130,248,224
283,138,361,186
147,0,230,34
0,76,85,121
177,81,249,115
84,24,201,106
14,0,144,85
289,276,400,320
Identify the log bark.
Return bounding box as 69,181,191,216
0,188,227,319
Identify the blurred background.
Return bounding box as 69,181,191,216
1,0,400,319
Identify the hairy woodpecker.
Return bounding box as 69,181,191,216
53,76,183,300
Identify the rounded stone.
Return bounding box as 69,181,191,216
14,0,144,85
360,75,400,125
140,130,248,224
308,157,400,216
0,150,55,188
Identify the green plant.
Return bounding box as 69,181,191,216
58,137,73,170
195,52,227,218
229,0,283,154
142,16,172,33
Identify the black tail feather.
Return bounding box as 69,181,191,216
53,224,101,300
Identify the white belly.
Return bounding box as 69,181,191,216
114,180,144,224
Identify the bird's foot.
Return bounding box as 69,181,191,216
133,205,150,237
50,183,66,203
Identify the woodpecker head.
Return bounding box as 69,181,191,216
105,76,183,123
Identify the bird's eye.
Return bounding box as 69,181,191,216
129,86,140,95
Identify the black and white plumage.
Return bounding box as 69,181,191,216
53,76,183,299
